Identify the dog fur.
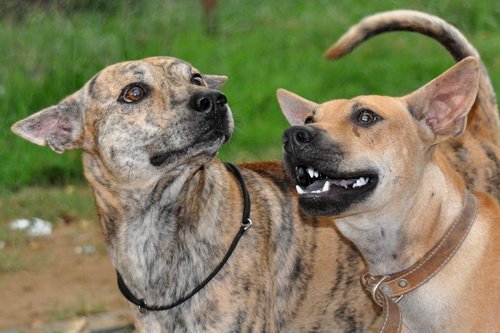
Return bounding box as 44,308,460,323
281,55,500,332
11,57,380,332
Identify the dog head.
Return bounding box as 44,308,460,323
278,57,480,217
12,57,233,184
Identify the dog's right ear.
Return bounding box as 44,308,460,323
204,75,228,90
11,96,84,154
276,89,318,125
404,57,480,144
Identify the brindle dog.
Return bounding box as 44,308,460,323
11,57,378,332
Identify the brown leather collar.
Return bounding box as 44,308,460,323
361,190,478,333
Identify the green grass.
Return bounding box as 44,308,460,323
0,185,97,272
0,185,96,223
1,0,499,192
50,296,107,322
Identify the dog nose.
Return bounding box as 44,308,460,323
283,125,316,149
191,91,227,113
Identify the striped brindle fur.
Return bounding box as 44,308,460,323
11,57,378,332
324,10,500,201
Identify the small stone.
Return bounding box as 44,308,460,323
9,218,52,237
74,245,97,255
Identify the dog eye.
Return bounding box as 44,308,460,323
119,84,148,103
355,109,381,127
304,115,314,124
191,74,205,86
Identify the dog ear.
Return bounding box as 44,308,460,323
405,57,480,142
11,96,84,154
204,75,228,89
276,89,318,125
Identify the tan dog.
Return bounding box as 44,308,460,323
280,57,500,331
323,10,500,202
11,57,379,332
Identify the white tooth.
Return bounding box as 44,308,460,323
296,185,304,194
353,177,368,188
307,167,315,178
314,171,319,178
322,181,330,192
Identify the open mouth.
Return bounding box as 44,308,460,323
289,164,379,216
293,165,378,197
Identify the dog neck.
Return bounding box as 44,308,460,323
335,151,467,277
82,151,223,236
82,153,243,304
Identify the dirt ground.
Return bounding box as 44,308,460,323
0,218,131,330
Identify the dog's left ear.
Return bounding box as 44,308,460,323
276,88,318,125
405,56,480,143
204,75,228,90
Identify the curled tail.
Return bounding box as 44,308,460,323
325,10,500,144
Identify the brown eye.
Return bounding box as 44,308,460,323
304,115,314,124
119,83,148,103
355,109,381,127
191,73,205,86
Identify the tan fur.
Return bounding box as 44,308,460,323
280,57,500,331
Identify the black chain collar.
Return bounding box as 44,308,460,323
116,162,252,311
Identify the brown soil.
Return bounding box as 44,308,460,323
0,219,130,330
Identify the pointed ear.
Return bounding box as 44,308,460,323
276,88,318,126
204,74,228,90
11,97,84,154
405,57,480,142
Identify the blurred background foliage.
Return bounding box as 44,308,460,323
1,0,499,191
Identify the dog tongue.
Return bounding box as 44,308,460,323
305,179,328,192
305,178,358,192
330,179,357,188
